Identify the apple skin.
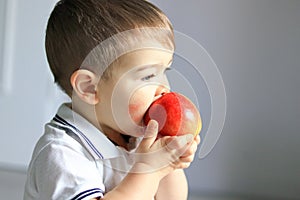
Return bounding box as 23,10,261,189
143,92,202,137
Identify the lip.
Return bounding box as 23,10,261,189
141,95,162,127
141,92,169,127
153,95,162,102
152,92,167,102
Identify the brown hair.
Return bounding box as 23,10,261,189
45,0,174,96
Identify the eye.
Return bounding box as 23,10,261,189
141,74,156,81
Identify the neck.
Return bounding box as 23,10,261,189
71,97,131,149
99,123,130,149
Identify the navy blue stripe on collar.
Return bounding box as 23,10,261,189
71,188,104,200
53,114,104,159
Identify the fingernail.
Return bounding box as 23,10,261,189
145,120,158,138
148,120,158,128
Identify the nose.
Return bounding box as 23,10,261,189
155,84,170,97
154,73,170,97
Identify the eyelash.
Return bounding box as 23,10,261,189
141,74,156,81
140,68,172,81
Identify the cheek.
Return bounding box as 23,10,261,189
128,102,148,124
128,86,156,124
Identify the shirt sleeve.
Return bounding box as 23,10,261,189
28,140,105,200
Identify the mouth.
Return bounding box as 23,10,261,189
141,93,166,127
129,93,168,129
152,92,166,102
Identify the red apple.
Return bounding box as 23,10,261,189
143,92,202,137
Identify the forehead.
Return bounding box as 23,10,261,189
107,48,173,79
97,48,173,92
83,28,174,79
117,48,173,69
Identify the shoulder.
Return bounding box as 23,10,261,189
24,123,105,199
30,122,97,170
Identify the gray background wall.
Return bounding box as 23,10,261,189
0,0,299,199
149,0,300,199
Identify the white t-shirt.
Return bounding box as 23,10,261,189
24,103,135,200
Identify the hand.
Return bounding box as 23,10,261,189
175,134,200,169
131,120,199,178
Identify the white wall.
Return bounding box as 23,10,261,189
0,169,27,199
0,0,67,198
0,0,68,168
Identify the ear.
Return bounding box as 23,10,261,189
70,69,100,105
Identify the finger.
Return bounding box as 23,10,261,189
171,160,191,169
179,162,191,169
180,141,198,158
195,135,201,145
138,120,159,149
179,153,195,163
165,134,194,151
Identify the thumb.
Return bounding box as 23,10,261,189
138,120,159,150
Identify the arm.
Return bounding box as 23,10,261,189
155,169,188,200
92,170,189,200
155,135,200,200
101,167,161,200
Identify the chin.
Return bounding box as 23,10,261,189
118,122,145,137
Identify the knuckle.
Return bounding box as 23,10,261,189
180,162,190,169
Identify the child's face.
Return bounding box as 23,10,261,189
95,48,173,137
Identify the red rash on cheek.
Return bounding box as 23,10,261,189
128,103,145,123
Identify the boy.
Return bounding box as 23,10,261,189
24,0,200,199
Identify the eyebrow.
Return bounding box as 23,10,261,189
136,59,173,72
